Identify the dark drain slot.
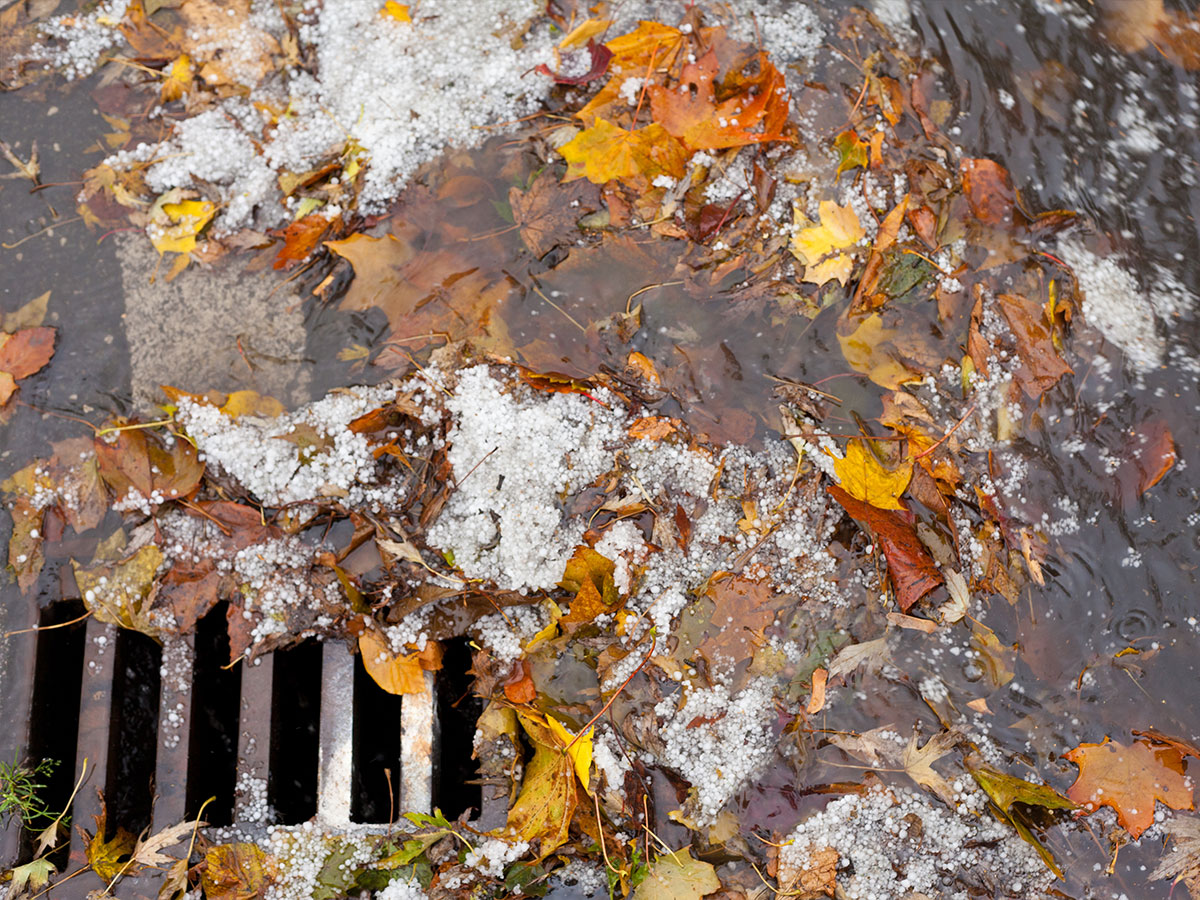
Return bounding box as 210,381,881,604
434,638,482,821
185,604,241,825
106,629,161,836
351,653,402,823
24,600,87,863
268,640,321,824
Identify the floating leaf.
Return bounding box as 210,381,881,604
833,129,869,177
631,847,720,900
832,439,912,511
559,119,687,185
791,200,865,286
1065,737,1194,838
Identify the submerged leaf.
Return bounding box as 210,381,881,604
631,847,720,900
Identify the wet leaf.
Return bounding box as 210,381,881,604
836,313,920,389
201,843,275,900
0,326,56,401
503,658,538,704
359,630,437,695
901,730,960,805
84,799,138,883
94,428,205,508
73,544,164,638
969,764,1076,816
1065,737,1194,838
149,198,215,255
1150,815,1200,897
131,820,198,868
545,715,593,790
273,213,331,269
777,845,837,898
832,439,912,511
631,847,720,900
960,157,1015,226
995,293,1072,398
1,291,50,332
828,485,942,610
7,858,55,897
648,50,790,151
559,119,686,185
504,712,578,856
791,200,865,286
698,575,776,667
833,129,869,177
826,636,892,682
160,54,192,102
8,498,45,594
559,546,621,629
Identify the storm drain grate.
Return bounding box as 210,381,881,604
2,601,502,899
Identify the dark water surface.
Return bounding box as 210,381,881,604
1,1,1199,897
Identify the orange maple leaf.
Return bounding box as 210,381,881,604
1064,737,1194,838
649,49,790,151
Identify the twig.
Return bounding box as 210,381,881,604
912,402,977,459
565,628,657,752
4,611,91,638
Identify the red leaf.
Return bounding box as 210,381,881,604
828,485,942,611
0,326,56,380
535,40,612,86
503,658,537,704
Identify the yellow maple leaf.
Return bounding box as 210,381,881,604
559,119,686,185
380,1,410,22
832,439,913,510
559,17,612,49
791,200,866,285
545,714,594,792
836,312,920,389
161,54,192,102
150,199,215,255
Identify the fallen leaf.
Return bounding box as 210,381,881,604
273,213,331,269
960,157,1015,226
73,544,164,638
201,843,276,900
791,200,866,286
380,1,410,22
826,636,892,682
829,485,942,611
967,759,1076,879
94,427,205,508
995,292,1072,398
83,797,138,882
545,715,594,790
0,326,56,382
160,54,192,102
359,629,429,695
131,820,199,868
149,198,215,255
559,546,621,629
833,129,869,177
697,575,776,667
7,858,55,897
631,847,720,900
901,730,960,805
504,712,578,856
777,845,838,898
503,658,538,704
1150,815,1200,897
836,312,920,389
559,119,687,185
627,415,680,441
831,439,912,511
1065,737,1194,838
806,667,828,715
1,291,50,332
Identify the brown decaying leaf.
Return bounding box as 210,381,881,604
509,173,598,260
94,428,205,507
697,575,776,667
995,292,1072,399
0,326,56,405
1150,815,1200,898
1065,737,1194,838
273,213,331,269
777,845,838,898
828,485,942,611
960,157,1016,226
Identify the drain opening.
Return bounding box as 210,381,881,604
24,599,87,863
185,604,241,825
433,637,482,821
268,639,321,824
351,652,402,823
106,628,161,836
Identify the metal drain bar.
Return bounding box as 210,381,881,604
0,609,500,900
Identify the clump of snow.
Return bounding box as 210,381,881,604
1056,239,1164,372
375,875,427,900
176,385,399,508
425,365,626,591
31,0,132,80
655,678,778,823
463,837,529,878
779,783,1055,899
